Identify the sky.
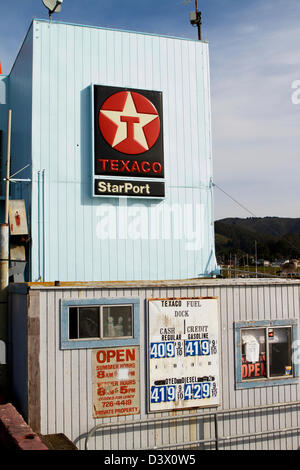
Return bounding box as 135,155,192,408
0,0,299,220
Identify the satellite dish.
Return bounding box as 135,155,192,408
42,0,63,19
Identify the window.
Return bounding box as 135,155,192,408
103,306,133,338
235,320,298,389
61,298,140,349
69,305,133,340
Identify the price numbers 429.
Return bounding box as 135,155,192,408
150,382,211,403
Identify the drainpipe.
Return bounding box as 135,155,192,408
0,109,11,394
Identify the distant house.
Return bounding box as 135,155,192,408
257,260,270,267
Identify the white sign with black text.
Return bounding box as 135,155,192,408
148,298,220,412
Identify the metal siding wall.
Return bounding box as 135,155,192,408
38,284,207,449
214,282,300,450
37,280,300,450
6,25,33,226
9,291,28,421
0,75,8,200
0,76,8,136
31,20,217,282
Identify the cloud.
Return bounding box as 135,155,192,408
209,0,300,219
1,0,299,220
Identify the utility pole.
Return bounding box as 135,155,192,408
189,0,202,40
255,240,258,278
0,109,11,396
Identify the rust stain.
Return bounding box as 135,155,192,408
162,313,170,327
26,282,219,289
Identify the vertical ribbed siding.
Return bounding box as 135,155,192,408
36,280,300,450
30,20,217,282
8,25,33,230
0,76,8,197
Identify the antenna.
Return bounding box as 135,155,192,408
42,0,63,20
189,0,202,40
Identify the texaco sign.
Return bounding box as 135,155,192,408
93,85,165,198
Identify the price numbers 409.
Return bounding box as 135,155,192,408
150,340,211,359
150,342,175,359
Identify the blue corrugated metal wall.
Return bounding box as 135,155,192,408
7,24,33,238
0,75,8,210
10,19,218,282
0,75,8,131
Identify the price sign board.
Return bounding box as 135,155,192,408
147,298,220,412
92,346,140,418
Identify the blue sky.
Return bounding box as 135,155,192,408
0,0,300,220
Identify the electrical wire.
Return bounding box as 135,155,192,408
213,183,257,218
213,182,300,257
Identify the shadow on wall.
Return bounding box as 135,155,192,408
0,341,5,366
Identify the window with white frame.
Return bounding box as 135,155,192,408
235,320,298,389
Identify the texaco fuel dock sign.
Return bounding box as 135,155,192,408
147,298,220,412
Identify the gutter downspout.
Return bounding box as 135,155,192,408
0,109,11,395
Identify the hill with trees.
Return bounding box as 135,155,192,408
214,217,300,263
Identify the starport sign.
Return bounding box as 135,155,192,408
93,85,165,198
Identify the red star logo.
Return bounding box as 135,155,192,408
99,91,160,154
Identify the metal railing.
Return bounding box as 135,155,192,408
220,266,300,279
84,400,300,450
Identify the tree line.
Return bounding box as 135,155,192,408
214,218,300,263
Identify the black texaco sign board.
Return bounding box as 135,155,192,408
93,85,165,197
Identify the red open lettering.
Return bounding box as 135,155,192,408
96,350,106,363
116,349,125,362
126,348,135,361
107,350,116,362
96,348,136,364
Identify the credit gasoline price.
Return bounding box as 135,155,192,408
150,340,210,359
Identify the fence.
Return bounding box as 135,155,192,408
84,401,300,450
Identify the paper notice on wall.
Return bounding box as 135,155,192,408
92,346,140,419
245,337,260,364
